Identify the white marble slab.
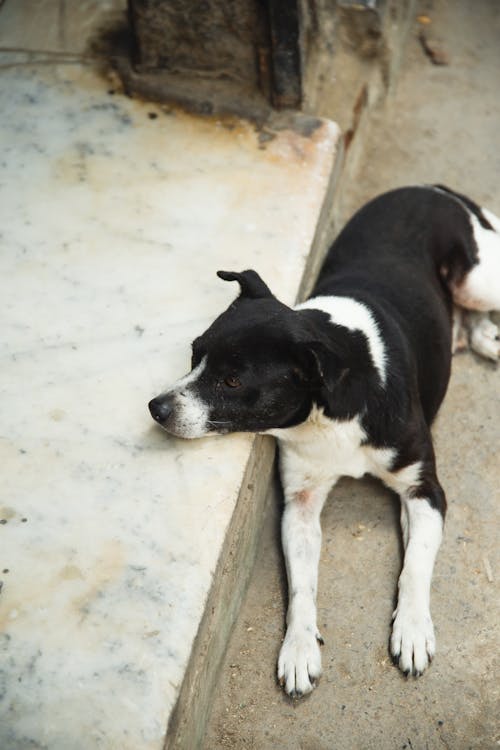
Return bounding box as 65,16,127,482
0,60,340,749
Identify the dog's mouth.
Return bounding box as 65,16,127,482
205,419,232,432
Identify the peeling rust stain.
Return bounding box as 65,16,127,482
344,83,368,151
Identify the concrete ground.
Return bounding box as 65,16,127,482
205,2,500,749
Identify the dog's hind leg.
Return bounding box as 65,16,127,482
452,306,500,361
449,206,500,360
434,186,500,314
451,213,500,312
466,311,500,361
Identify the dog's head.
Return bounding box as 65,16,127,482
148,270,358,438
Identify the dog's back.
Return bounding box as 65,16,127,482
316,186,480,289
311,185,497,423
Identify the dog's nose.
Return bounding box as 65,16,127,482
148,396,173,425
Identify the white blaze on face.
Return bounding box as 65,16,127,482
164,356,211,438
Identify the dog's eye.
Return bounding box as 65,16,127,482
224,375,242,389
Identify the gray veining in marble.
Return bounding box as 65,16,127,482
0,56,340,750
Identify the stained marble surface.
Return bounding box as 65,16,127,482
0,54,340,749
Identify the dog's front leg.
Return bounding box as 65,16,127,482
391,486,445,676
278,476,332,697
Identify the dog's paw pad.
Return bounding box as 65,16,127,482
277,627,322,697
390,607,435,676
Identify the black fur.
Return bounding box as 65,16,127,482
150,186,487,516
433,184,494,230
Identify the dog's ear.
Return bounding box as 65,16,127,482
217,270,273,299
306,340,350,393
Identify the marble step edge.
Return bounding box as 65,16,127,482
166,435,276,750
165,131,345,750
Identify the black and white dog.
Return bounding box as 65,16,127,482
149,185,500,697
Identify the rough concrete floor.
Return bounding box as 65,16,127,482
204,2,500,749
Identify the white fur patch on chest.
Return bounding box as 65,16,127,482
271,407,403,487
296,296,387,385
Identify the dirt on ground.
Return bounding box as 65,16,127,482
204,2,500,748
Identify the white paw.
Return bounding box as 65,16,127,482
470,316,500,361
391,605,435,676
277,626,323,697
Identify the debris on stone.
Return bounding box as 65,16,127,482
419,32,450,65
483,555,493,583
